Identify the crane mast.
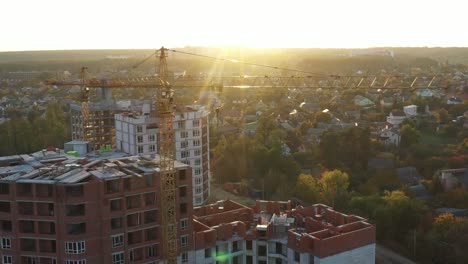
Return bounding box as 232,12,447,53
155,47,178,264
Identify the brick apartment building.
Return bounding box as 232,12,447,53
0,150,375,264
190,200,375,264
0,153,194,264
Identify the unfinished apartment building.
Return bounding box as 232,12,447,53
115,104,211,206
70,102,117,150
190,200,376,264
0,154,194,264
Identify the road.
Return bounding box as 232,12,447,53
376,244,417,264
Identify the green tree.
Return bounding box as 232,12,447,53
400,124,421,148
320,170,349,209
295,174,319,203
319,129,340,168
435,108,450,124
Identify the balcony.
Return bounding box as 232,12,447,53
0,183,9,195
17,183,33,197
18,202,33,215
20,238,36,252
127,213,140,227
128,230,143,245
37,203,54,216
144,210,157,224
126,195,141,209
36,184,53,198
0,201,10,213
19,220,35,233
65,185,84,198
39,239,56,253
66,204,85,217
1,220,12,232
38,222,55,235
67,223,86,235
145,227,158,241
111,217,123,230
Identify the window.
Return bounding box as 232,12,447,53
294,251,300,262
65,260,86,264
180,141,188,148
2,255,12,264
232,241,240,252
195,186,202,194
193,139,200,147
180,131,188,138
136,125,143,133
1,221,12,232
194,149,201,156
181,235,188,248
66,204,85,216
258,245,266,256
180,203,187,215
0,183,9,194
110,199,122,211
179,186,187,197
194,168,201,175
137,145,143,154
195,197,202,205
194,159,201,166
112,252,124,264
66,185,84,197
178,121,185,129
180,219,188,230
112,234,124,248
145,193,155,206
205,248,211,258
1,237,11,249
111,217,123,230
67,223,86,235
106,180,120,193
181,151,189,158
193,130,200,137
24,257,38,264
65,241,85,254
195,177,202,185
181,252,188,263
0,202,10,213
246,240,252,250
147,244,157,257
149,134,156,142
137,135,143,143
145,174,154,187
149,145,156,152
192,119,200,127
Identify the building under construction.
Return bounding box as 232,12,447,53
0,149,375,264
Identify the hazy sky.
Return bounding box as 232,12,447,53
1,0,467,51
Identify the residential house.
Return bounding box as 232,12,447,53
447,96,463,105
415,88,433,98
379,127,401,146
437,168,468,191
403,105,418,116
380,97,394,108
345,110,361,120
353,95,375,108
386,111,407,126
408,184,432,201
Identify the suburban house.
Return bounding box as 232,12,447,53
415,88,433,98
380,97,394,108
353,95,375,108
386,111,407,126
447,96,463,105
436,168,468,191
403,105,418,116
379,127,401,146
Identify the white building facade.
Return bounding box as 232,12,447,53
115,104,211,206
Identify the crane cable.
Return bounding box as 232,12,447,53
167,49,339,78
